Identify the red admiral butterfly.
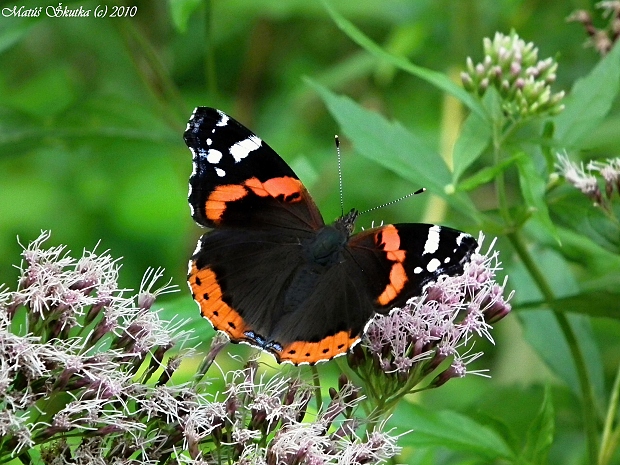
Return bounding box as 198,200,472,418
184,107,477,365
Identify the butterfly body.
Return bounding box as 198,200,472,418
184,107,477,365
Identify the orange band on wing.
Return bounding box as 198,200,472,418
244,176,303,202
205,184,248,223
375,225,409,306
188,262,248,340
275,330,358,365
378,224,401,251
377,262,408,305
205,177,304,224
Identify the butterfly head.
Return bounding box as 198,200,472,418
337,209,359,237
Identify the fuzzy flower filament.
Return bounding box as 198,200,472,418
556,152,620,215
349,234,512,406
1,231,509,464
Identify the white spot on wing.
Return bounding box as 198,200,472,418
456,232,466,246
207,138,212,146
423,225,441,255
206,149,222,164
230,135,261,162
414,266,423,274
216,110,229,127
427,258,441,273
215,167,226,177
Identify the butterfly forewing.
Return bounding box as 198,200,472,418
184,107,324,231
346,223,477,311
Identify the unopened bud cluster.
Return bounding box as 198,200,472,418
461,31,565,117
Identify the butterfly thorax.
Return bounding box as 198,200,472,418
302,209,359,267
303,225,347,267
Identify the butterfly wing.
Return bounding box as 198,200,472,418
345,223,478,310
188,227,372,364
185,107,335,363
184,107,324,231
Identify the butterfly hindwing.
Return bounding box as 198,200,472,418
189,227,375,364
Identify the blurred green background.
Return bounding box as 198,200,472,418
0,0,603,290
1,1,619,462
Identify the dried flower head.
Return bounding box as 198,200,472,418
568,1,620,55
556,152,620,213
461,31,565,117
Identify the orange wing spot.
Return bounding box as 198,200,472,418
387,250,406,262
376,224,401,250
275,330,358,365
188,262,248,341
377,262,408,305
242,177,266,196
244,176,303,202
205,184,248,223
375,226,408,306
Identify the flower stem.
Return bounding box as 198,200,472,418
507,230,599,464
493,118,511,225
599,362,620,465
311,365,322,411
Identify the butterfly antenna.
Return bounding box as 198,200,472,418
359,188,426,215
335,135,344,217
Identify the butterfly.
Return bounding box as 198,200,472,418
184,107,477,365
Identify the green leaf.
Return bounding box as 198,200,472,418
511,249,606,404
522,220,620,286
518,291,620,319
322,1,485,118
169,0,204,33
550,189,620,254
160,296,214,347
520,386,555,464
308,80,480,220
519,311,581,400
540,121,556,173
516,154,559,243
554,42,620,148
457,154,522,192
391,402,515,460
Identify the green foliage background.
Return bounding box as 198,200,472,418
1,0,619,464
